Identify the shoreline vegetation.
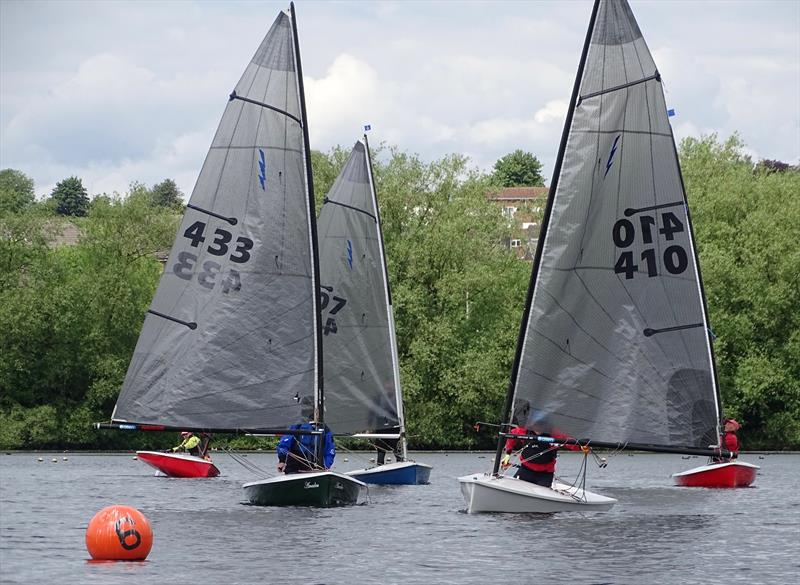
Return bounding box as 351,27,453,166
1,135,798,452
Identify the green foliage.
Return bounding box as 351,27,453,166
0,168,35,215
0,185,179,447
681,134,800,449
0,138,796,452
150,178,184,209
311,146,352,213
492,149,545,187
343,146,527,448
51,176,90,217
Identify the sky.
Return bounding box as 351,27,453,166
1,0,798,199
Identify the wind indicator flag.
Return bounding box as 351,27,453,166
667,108,676,117
364,124,372,132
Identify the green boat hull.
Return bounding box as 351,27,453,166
243,471,367,507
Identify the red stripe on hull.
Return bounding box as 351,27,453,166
136,451,220,478
673,463,757,488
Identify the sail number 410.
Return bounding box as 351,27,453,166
612,211,688,279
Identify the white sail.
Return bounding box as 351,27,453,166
317,140,403,437
112,8,320,431
508,0,721,450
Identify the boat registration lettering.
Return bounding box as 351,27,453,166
174,220,252,293
612,211,688,279
319,286,348,336
303,481,320,489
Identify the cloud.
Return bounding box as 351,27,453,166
1,0,797,200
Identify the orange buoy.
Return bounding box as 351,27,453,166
85,505,153,561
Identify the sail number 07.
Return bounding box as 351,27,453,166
173,221,253,293
612,211,689,279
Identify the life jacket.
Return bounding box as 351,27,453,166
520,436,557,471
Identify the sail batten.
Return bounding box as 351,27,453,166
112,7,320,431
503,0,721,455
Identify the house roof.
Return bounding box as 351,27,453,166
47,221,82,247
487,186,549,201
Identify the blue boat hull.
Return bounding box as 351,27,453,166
347,461,432,485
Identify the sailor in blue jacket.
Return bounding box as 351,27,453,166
277,422,335,474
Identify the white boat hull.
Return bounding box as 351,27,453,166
458,473,617,514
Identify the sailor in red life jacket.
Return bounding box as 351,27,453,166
501,402,581,488
712,418,740,463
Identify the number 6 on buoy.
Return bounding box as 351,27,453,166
85,505,153,561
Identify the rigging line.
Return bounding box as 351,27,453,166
570,266,670,385
576,5,609,260
186,204,238,226
522,366,664,435
544,271,667,390
229,90,303,127
171,366,314,405
226,447,272,477
578,72,660,104
323,197,378,221
154,68,264,332
162,289,315,394
237,52,276,266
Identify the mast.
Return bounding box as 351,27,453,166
364,132,408,459
491,0,602,477
289,2,325,465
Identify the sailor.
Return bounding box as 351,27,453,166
276,397,335,474
501,403,580,488
375,436,404,466
712,418,740,462
172,431,202,457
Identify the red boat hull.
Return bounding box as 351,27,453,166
672,461,758,488
136,451,220,478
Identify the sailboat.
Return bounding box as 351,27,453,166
315,136,432,485
98,4,367,506
459,0,747,513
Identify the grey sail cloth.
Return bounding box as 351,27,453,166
510,0,720,449
113,10,318,430
317,141,402,435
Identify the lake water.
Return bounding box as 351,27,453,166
1,451,797,584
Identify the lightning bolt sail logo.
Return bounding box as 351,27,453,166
258,149,266,190
346,240,353,270
604,135,621,178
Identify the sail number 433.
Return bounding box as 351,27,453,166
173,221,253,293
612,211,689,279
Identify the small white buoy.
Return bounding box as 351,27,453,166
37,457,43,462
132,456,138,460
62,457,68,461
51,458,58,463
343,458,349,462
369,458,375,463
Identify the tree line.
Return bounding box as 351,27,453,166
0,136,797,451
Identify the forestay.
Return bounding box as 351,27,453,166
113,10,319,430
317,141,402,435
510,0,720,450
